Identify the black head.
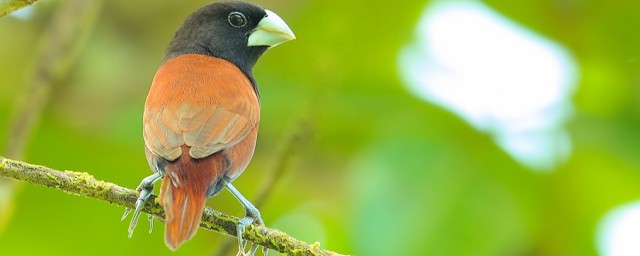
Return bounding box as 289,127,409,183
164,1,295,84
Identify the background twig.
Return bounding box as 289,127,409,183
213,120,313,256
0,0,38,17
0,0,103,234
0,156,346,256
3,0,102,158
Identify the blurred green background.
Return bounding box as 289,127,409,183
1,0,639,255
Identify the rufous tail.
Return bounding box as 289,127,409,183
157,147,221,251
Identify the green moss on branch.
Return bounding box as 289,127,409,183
0,156,346,256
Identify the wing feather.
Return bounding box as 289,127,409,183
142,55,259,161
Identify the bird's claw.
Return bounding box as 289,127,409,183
127,192,147,238
121,172,162,238
121,207,132,221
235,215,266,256
148,214,154,234
236,217,249,256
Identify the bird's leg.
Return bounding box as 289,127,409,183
224,178,266,256
121,171,163,238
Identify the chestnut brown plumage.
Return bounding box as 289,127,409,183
121,1,294,254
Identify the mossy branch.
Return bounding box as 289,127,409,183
0,156,346,256
0,0,38,17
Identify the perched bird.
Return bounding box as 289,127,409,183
121,1,295,254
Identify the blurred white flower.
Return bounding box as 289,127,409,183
597,201,640,256
398,0,579,171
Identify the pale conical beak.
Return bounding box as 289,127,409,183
248,9,295,47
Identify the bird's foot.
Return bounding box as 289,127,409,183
121,172,162,237
224,179,268,256
236,213,265,256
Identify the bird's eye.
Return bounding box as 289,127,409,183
228,12,247,28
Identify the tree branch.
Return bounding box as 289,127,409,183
0,0,104,235
0,156,347,256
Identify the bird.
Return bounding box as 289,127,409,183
120,1,295,254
